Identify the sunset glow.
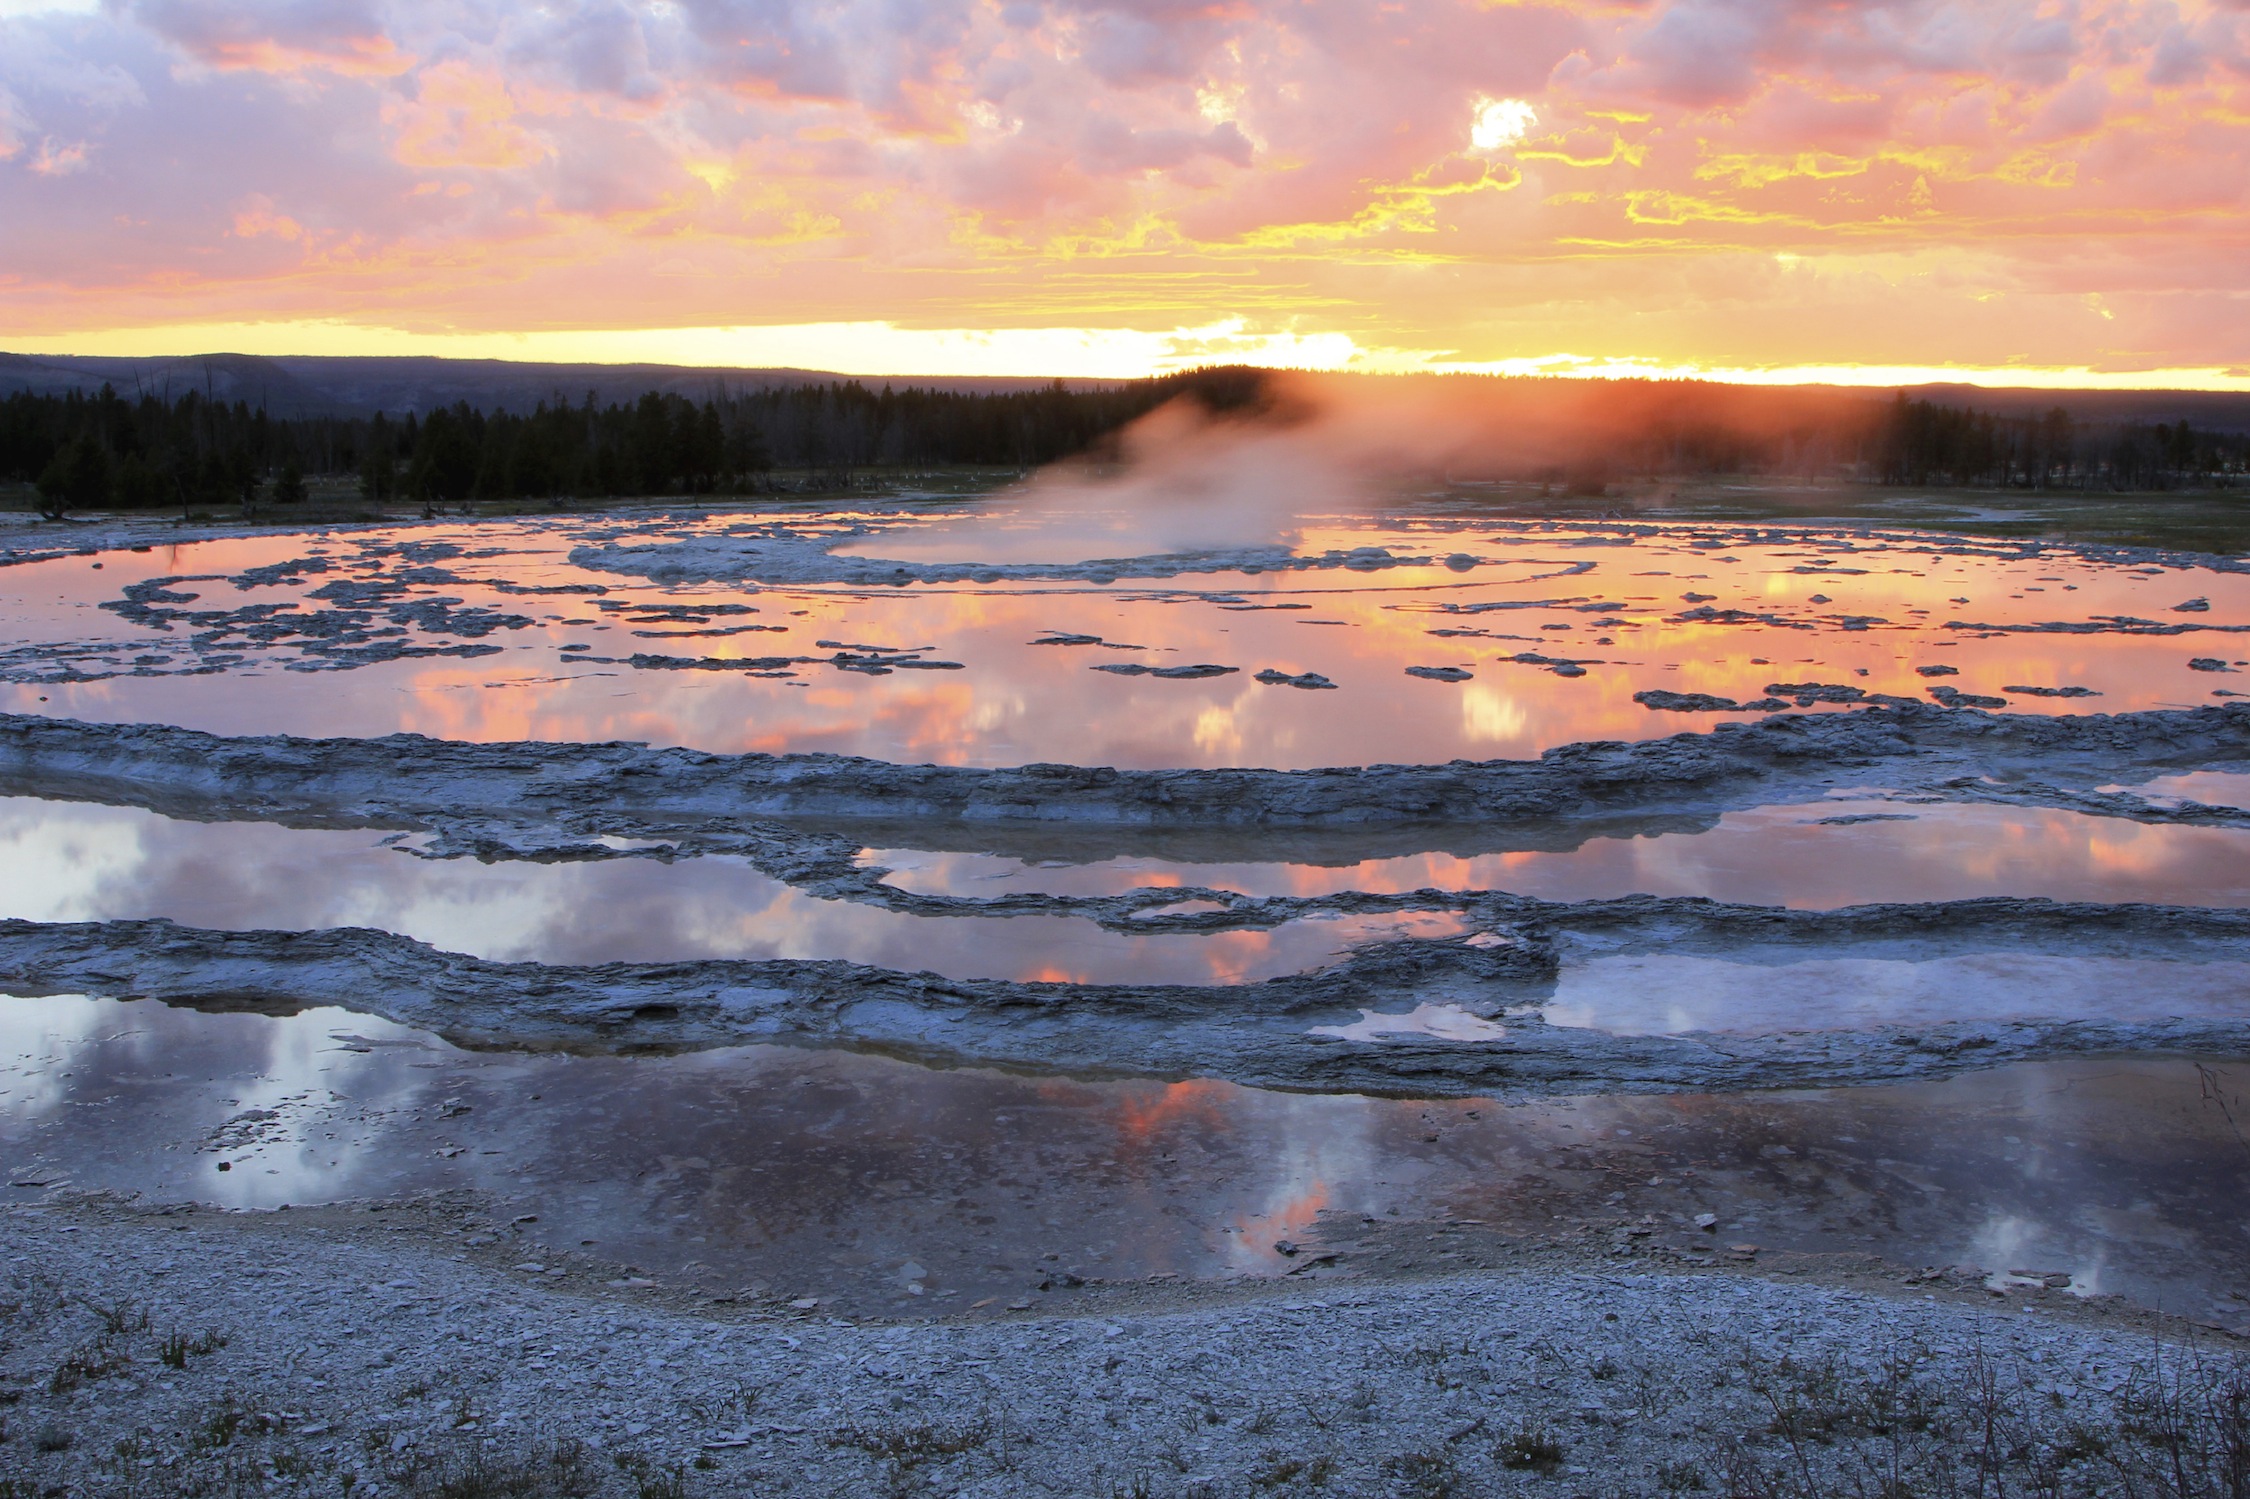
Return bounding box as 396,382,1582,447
4,0,2247,380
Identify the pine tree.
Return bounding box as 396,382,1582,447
36,432,113,518
361,414,398,503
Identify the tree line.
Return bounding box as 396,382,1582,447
1876,393,2247,489
0,369,1267,518
4,368,2243,517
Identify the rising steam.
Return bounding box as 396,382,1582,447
874,370,1893,565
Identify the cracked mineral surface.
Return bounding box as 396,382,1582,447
5,502,2250,766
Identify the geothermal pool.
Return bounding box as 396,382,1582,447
2,490,2247,1320
3,499,2246,767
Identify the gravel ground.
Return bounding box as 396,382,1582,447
4,1198,2242,1498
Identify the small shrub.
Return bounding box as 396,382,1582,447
74,1296,149,1336
158,1327,229,1368
1497,1422,1566,1473
1251,1455,1306,1488
400,1436,601,1498
633,1466,688,1499
191,1398,248,1452
829,1416,993,1469
48,1337,131,1393
1382,1448,1464,1498
1236,1453,1338,1492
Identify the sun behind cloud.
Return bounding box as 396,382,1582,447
1470,97,1538,153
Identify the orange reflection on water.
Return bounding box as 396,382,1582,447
1228,1178,1334,1263
874,803,2250,910
6,517,2248,768
1113,1079,1237,1149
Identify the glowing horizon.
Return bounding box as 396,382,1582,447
3,0,2247,381
8,319,2248,394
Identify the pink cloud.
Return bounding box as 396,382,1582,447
0,0,2243,375
383,61,548,170
28,137,92,177
122,0,410,76
0,86,32,161
2029,72,2114,138
1733,83,1899,152
1617,0,1772,107
231,193,305,239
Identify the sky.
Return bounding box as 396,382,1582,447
1,0,2247,384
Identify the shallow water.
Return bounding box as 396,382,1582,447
4,504,2246,767
1541,953,2250,1034
0,797,1459,984
7,498,2250,1326
869,798,2250,908
2107,770,2250,804
8,790,2247,1043
7,994,2245,1324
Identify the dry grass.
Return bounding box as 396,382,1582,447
1703,1337,2250,1499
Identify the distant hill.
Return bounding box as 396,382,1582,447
0,352,1117,417
4,351,2247,433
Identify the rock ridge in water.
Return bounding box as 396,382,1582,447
4,703,2249,833
4,904,2250,1099
567,528,1449,586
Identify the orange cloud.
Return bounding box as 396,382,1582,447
0,0,2245,376
230,195,304,241
383,62,547,171
185,34,410,78
121,0,411,77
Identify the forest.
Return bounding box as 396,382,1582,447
1871,392,2245,488
1,370,1267,517
1,367,2242,518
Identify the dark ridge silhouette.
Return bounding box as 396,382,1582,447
0,351,1126,417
